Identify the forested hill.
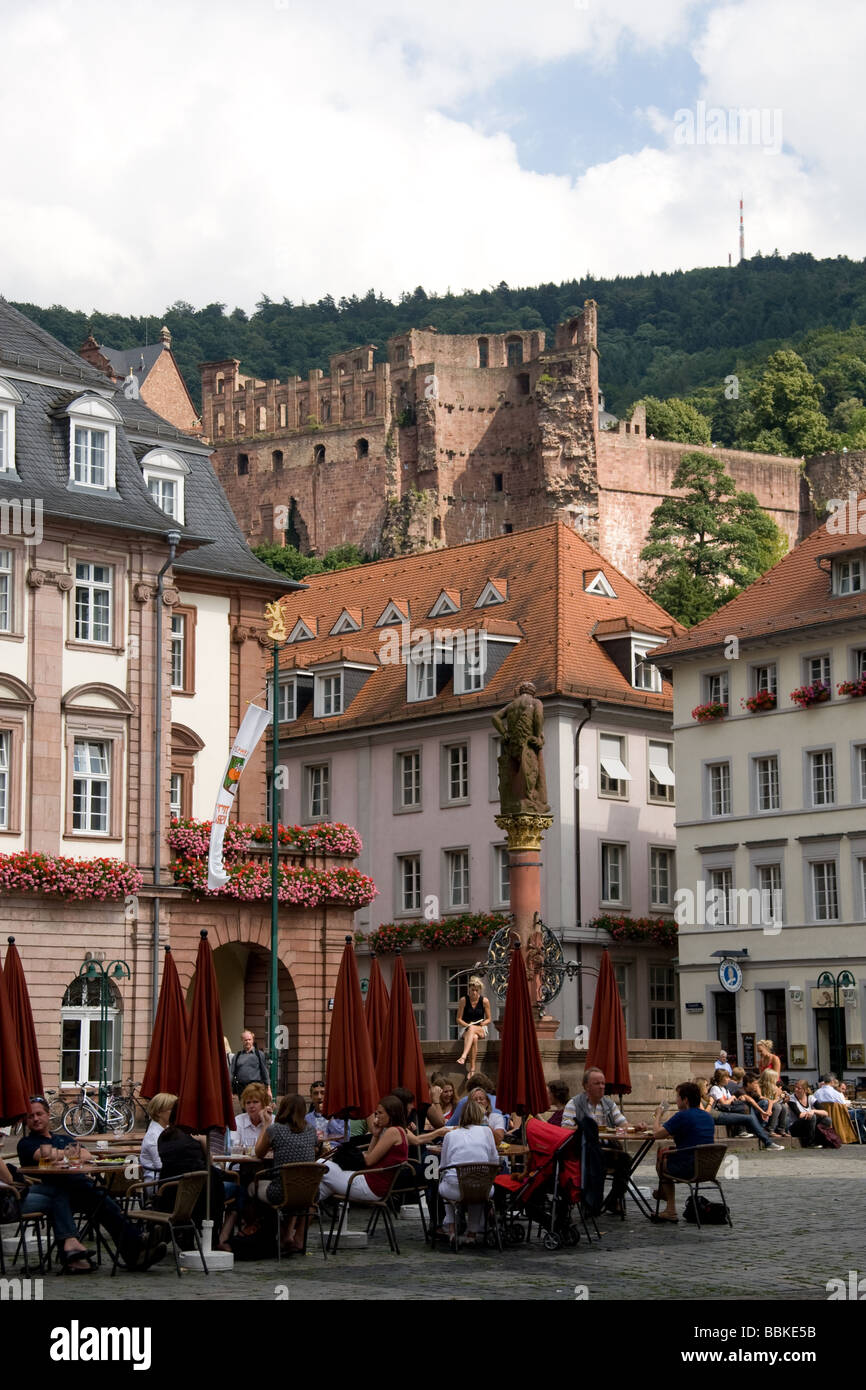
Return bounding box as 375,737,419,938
11,252,866,416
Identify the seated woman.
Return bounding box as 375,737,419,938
318,1095,408,1205
254,1093,318,1252
543,1080,571,1126
757,1039,782,1075
695,1078,713,1112
787,1080,830,1148
708,1073,783,1149
426,1076,458,1129
437,1098,499,1244
469,1087,507,1145
652,1081,716,1222
157,1103,227,1247
758,1070,789,1136
455,977,492,1076
140,1092,177,1183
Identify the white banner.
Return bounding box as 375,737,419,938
206,704,272,890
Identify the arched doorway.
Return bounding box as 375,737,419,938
192,942,299,1095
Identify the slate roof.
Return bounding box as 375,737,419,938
0,300,294,591
99,342,164,383
653,504,866,662
273,522,682,738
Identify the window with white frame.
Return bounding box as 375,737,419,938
398,750,421,809
859,857,866,918
454,636,485,694
405,968,427,1040
833,558,863,595
0,730,8,829
705,672,729,706
445,743,469,803
755,755,780,812
72,739,110,833
0,378,21,471
67,396,118,490
142,449,188,523
648,741,675,803
408,660,435,702
278,680,294,723
708,868,734,926
314,672,343,718
708,762,731,817
170,613,185,690
809,749,835,806
61,976,122,1085
74,562,112,644
858,745,866,801
650,965,677,1039
806,654,831,687
446,849,470,909
855,649,866,679
757,863,783,927
494,844,510,906
306,764,330,819
633,643,662,691
169,772,183,820
752,663,777,694
811,860,839,921
148,476,178,518
599,733,630,797
0,549,11,632
650,847,673,908
73,425,109,487
397,854,421,913
601,842,627,905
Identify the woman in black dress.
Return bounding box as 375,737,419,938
456,976,492,1075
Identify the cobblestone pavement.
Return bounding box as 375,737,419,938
19,1147,865,1303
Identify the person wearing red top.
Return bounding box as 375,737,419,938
757,1039,782,1074
318,1095,408,1202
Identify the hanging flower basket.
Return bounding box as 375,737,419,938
590,914,678,948
361,911,510,955
691,701,727,723
790,682,831,709
837,677,866,699
741,690,777,713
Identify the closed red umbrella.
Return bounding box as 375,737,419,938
586,948,631,1095
0,947,29,1125
3,936,43,1095
141,945,190,1099
175,931,235,1134
375,952,430,1106
364,954,389,1064
496,947,548,1116
324,937,379,1121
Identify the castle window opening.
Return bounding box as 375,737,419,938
337,362,346,375
216,411,225,436
355,438,369,460
258,406,267,431
506,337,523,366
503,523,513,534
298,399,307,426
354,357,363,371
272,450,284,472
516,373,530,395
215,375,225,395
314,444,326,465
364,389,375,415
279,403,287,428
477,338,489,368
395,345,406,363
432,517,442,539
237,453,249,476
493,472,504,493
321,397,331,422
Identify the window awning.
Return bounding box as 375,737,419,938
649,744,675,785
599,735,631,781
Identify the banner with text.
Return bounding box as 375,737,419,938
206,704,271,890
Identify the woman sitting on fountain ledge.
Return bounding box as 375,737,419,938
455,976,492,1076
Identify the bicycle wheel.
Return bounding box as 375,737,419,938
107,1099,135,1134
49,1098,68,1133
63,1102,97,1137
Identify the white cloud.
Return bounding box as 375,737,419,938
0,0,862,314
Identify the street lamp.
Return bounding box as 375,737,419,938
78,955,131,1112
263,601,290,1089
816,969,856,1080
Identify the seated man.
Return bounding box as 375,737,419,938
561,1067,646,1216
17,1096,165,1271
652,1081,715,1223
713,1050,733,1077
812,1075,866,1140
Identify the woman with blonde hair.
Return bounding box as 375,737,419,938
456,976,492,1075
437,1098,498,1245
757,1039,781,1074
140,1092,177,1182
759,1069,789,1136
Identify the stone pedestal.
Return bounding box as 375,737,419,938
494,811,554,1028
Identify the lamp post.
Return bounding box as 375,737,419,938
78,955,131,1113
816,969,856,1079
263,601,289,1090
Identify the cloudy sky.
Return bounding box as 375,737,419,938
1,0,862,314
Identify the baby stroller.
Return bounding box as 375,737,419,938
494,1116,601,1249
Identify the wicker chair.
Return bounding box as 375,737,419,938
273,1162,326,1261
326,1163,406,1254
1,1178,52,1275
443,1162,502,1251
113,1171,209,1277
653,1144,733,1229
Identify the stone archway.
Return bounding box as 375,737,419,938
186,940,299,1096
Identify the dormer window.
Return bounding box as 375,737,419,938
429,590,460,619
330,609,361,636
454,638,485,694
632,642,663,692
409,659,436,702
141,448,189,524
66,395,120,491
376,599,409,627
584,569,616,599
0,378,22,473
288,617,316,643
475,580,506,609
833,557,863,595
315,672,343,718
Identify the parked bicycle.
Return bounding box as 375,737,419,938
62,1081,136,1136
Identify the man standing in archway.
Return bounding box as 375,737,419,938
230,1029,271,1103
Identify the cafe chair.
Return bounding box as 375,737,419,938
326,1164,405,1254
273,1162,326,1262
653,1144,733,1230
447,1162,502,1252
113,1171,209,1278
2,1179,53,1275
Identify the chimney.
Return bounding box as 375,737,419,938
159,325,172,350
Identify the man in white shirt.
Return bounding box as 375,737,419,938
812,1075,847,1105
562,1067,646,1215
713,1051,733,1076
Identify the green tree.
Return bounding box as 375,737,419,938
639,452,787,625
637,396,711,444
744,349,835,456
252,541,371,581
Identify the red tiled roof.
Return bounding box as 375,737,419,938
655,503,866,661
274,522,683,736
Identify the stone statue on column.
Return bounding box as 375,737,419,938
493,682,553,977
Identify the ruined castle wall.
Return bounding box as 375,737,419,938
804,451,866,519
597,433,806,581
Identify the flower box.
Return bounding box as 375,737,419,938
741,690,777,713
590,914,678,948
790,682,831,709
361,911,510,955
691,701,727,723
837,678,866,698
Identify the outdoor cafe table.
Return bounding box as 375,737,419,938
597,1129,659,1219
19,1160,135,1260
